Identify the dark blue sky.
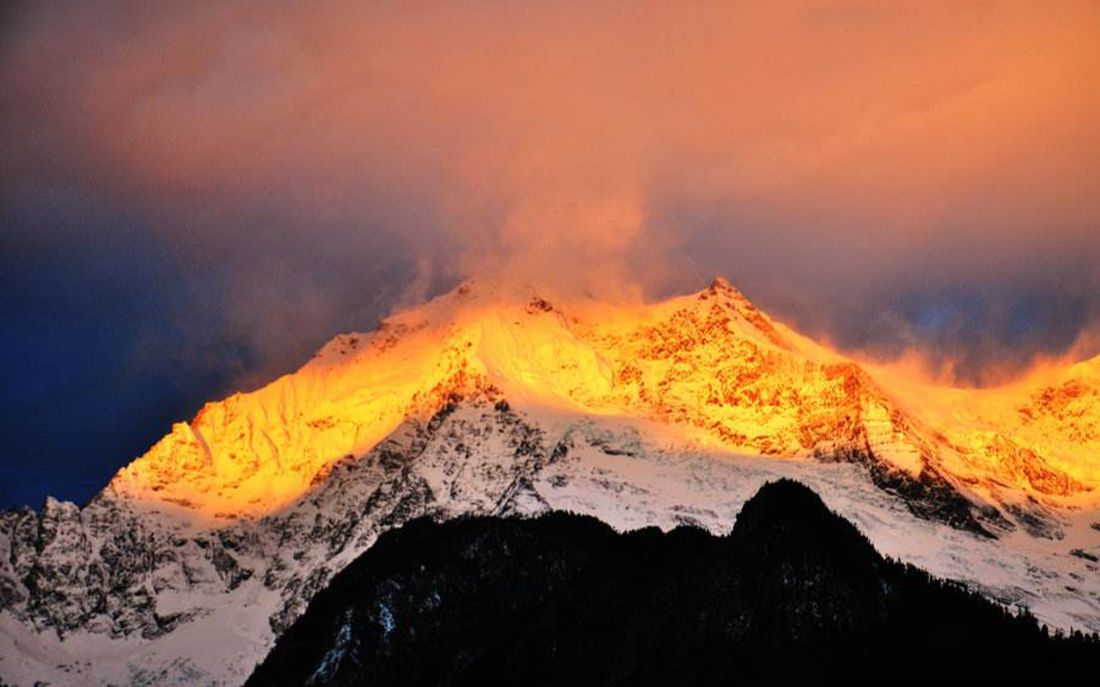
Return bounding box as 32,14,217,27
2,1,1098,508
0,183,420,508
0,190,260,506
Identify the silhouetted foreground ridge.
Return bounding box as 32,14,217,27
248,480,1099,685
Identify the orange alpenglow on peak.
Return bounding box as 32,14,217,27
106,278,1100,520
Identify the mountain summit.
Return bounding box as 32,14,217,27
108,278,1095,520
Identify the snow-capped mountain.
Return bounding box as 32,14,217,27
2,278,1099,686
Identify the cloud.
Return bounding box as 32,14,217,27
3,0,1099,386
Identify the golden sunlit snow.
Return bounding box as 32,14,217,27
109,278,1100,518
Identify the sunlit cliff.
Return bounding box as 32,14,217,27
108,278,1100,519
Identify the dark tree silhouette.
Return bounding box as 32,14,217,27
248,480,1100,686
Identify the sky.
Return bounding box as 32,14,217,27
2,0,1099,508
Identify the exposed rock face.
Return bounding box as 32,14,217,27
0,396,567,684
3,494,168,639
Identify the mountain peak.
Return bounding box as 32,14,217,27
8,281,1100,686
103,274,1100,521
708,274,758,301
708,274,736,293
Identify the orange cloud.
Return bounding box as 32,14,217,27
2,0,1098,381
